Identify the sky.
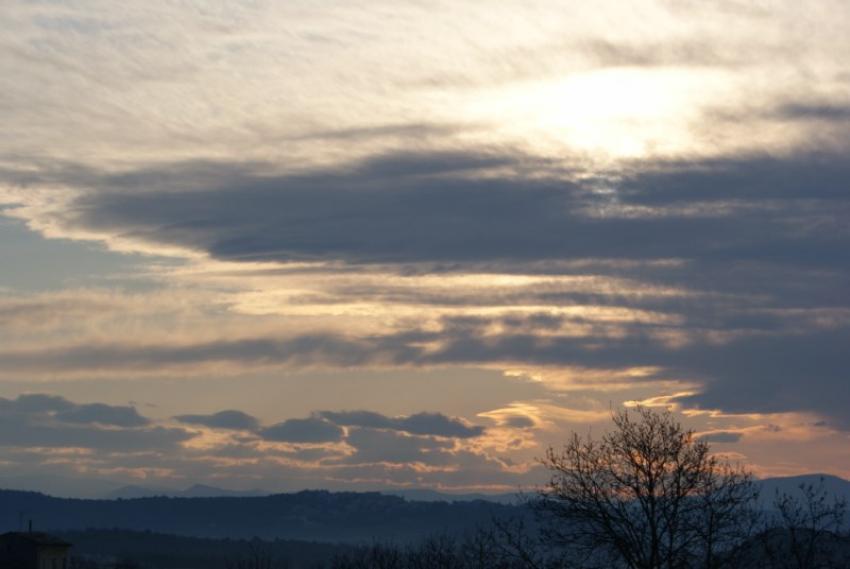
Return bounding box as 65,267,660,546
1,0,849,497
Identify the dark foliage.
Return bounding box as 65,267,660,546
0,490,518,542
59,529,353,569
533,407,760,569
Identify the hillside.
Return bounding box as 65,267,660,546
2,475,847,545
0,489,520,543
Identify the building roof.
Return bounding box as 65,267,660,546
0,532,71,547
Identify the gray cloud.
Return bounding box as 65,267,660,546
291,122,463,142
0,394,190,451
340,427,455,465
2,394,75,413
320,410,484,438
55,402,150,427
174,410,260,431
504,416,536,429
258,416,344,443
583,38,754,69
698,431,744,443
2,148,850,431
0,420,191,451
35,151,841,272
0,395,518,492
1,318,849,430
0,394,149,427
0,334,395,373
771,102,850,122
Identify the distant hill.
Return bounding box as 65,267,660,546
2,475,847,545
756,473,850,504
0,488,521,543
103,484,519,503
387,488,519,504
105,484,269,500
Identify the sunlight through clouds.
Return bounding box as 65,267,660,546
2,0,850,492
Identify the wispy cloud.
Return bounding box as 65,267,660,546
1,0,850,487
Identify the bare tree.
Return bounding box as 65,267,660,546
330,542,405,569
535,407,759,569
407,534,463,569
756,478,849,569
488,516,577,569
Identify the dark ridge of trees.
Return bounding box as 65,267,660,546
61,529,356,568
0,489,519,542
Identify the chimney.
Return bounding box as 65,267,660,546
28,520,32,533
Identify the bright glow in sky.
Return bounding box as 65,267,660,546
464,67,733,158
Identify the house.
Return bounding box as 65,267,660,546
0,531,71,569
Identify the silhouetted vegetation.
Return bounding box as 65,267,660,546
59,529,355,568
533,407,761,568
328,409,850,569
0,490,517,542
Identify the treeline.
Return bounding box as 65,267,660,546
0,489,518,542
330,522,850,569
60,529,356,568
62,516,850,569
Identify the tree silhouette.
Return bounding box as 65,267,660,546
534,407,759,569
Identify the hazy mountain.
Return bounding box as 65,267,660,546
103,485,174,500
757,473,850,504
2,475,847,545
392,474,850,504
0,488,520,543
0,474,123,499
105,484,269,500
104,484,516,503
387,488,519,504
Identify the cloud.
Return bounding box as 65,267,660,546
503,416,536,429
1,313,849,431
320,410,484,438
0,394,190,451
55,403,150,427
771,102,850,122
0,395,519,493
340,427,456,466
2,0,849,491
0,334,393,375
0,420,191,452
2,394,75,413
5,150,848,282
0,1,848,461
672,327,850,430
258,416,344,444
396,412,485,438
0,394,149,426
175,410,260,431
698,431,744,443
